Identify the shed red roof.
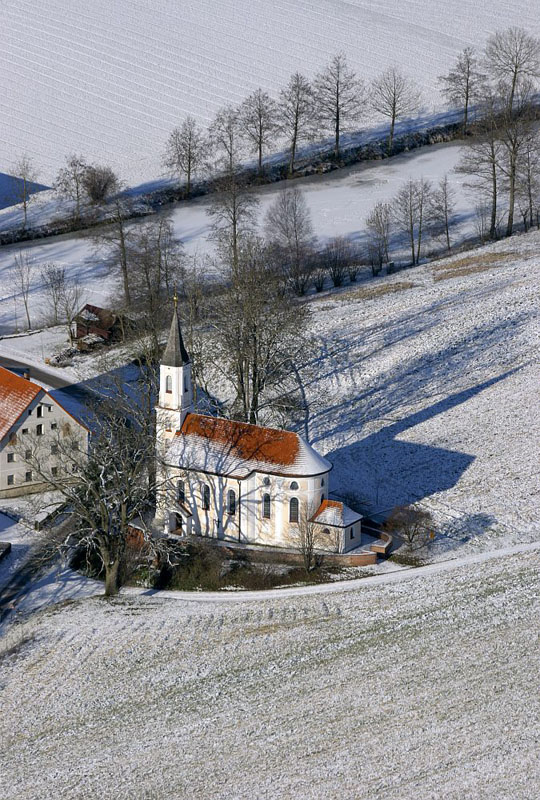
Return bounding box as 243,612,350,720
179,413,300,466
0,366,42,440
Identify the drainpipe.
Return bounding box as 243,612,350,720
237,479,242,542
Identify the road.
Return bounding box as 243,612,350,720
0,354,71,389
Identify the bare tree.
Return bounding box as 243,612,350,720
207,174,259,271
209,105,244,177
279,72,314,174
456,92,503,240
200,235,308,424
516,128,540,230
60,279,83,345
366,201,392,267
129,217,185,356
393,178,432,265
20,377,162,596
384,504,434,551
82,165,120,204
496,81,536,236
163,116,207,195
95,197,136,309
265,187,314,295
11,154,38,229
439,48,486,135
54,155,87,224
41,263,66,325
370,67,421,153
485,27,540,112
314,52,364,160
13,251,33,329
322,236,352,287
240,89,279,178
429,175,457,251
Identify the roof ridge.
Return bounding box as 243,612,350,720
184,411,301,439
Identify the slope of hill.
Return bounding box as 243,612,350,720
1,0,539,185
1,548,539,799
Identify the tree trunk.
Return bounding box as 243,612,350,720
335,104,340,159
388,108,396,154
489,152,498,240
506,154,517,237
104,557,120,596
289,117,299,175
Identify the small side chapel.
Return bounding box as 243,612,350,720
155,305,363,554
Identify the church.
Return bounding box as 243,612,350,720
155,305,363,554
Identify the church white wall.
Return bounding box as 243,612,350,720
159,465,332,550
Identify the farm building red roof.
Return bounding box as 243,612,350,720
0,366,42,440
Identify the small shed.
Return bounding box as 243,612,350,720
74,304,132,344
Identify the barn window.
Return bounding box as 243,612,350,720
289,497,299,523
290,481,299,491
321,478,325,487
7,475,14,486
37,406,43,418
202,484,210,510
228,490,236,515
177,480,185,503
7,453,14,463
166,375,172,393
350,528,354,540
36,424,43,436
263,493,271,519
25,471,32,482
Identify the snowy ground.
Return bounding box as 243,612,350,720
1,547,539,799
1,0,539,186
0,141,470,333
307,232,540,549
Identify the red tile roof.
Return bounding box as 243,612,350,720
0,366,43,440
179,413,300,467
311,499,363,527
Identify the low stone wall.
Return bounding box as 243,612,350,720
204,539,378,567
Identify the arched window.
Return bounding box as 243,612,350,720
289,497,299,523
165,375,172,393
263,476,271,486
290,481,299,491
321,478,325,487
202,484,210,510
228,490,236,515
177,480,185,504
263,493,271,519
322,528,331,535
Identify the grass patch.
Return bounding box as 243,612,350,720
388,551,426,567
432,251,516,281
338,281,415,301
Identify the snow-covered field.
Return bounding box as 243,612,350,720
308,233,540,546
1,0,539,186
1,547,539,799
0,141,468,333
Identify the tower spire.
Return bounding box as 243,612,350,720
162,297,189,367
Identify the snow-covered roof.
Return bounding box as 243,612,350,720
166,413,332,478
311,499,362,528
0,366,43,440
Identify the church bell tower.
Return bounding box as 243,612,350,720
156,295,194,439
